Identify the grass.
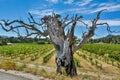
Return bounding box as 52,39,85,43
0,60,120,80
0,60,16,71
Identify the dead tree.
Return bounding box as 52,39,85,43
0,10,110,76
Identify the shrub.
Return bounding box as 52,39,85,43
19,54,25,60
37,41,45,44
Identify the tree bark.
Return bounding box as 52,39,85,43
55,40,77,77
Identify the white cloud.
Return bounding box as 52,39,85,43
60,8,91,14
62,2,120,14
98,20,120,26
89,3,98,7
0,21,4,24
76,0,92,6
64,0,74,4
46,0,58,3
91,4,120,13
29,10,41,15
71,2,120,14
29,0,120,17
77,20,120,27
98,2,116,7
29,9,54,17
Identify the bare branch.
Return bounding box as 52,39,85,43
72,10,107,52
93,9,107,23
68,21,76,45
78,20,88,27
62,15,69,24
63,15,83,28
28,12,35,23
0,19,48,37
0,12,48,37
0,23,23,32
97,23,120,33
24,32,38,38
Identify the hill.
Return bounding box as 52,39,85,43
89,35,120,44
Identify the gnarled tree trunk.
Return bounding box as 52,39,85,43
55,40,77,76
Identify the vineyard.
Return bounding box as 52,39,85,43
0,43,120,67
0,43,54,63
81,43,120,62
0,43,120,80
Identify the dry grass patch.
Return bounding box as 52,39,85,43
0,61,16,71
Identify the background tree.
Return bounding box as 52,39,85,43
89,35,120,44
0,10,110,76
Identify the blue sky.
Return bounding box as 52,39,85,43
0,0,120,38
